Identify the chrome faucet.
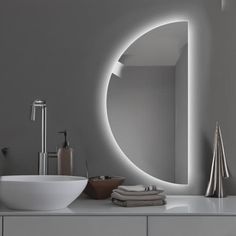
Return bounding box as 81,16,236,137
30,99,47,175
30,99,57,175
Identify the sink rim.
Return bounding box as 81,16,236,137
0,175,87,183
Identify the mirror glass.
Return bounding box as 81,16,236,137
107,22,188,184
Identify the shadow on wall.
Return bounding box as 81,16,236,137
201,131,214,191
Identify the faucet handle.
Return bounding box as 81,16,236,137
30,99,46,121
32,99,46,106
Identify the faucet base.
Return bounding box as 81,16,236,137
38,152,47,175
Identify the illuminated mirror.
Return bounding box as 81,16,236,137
107,22,188,184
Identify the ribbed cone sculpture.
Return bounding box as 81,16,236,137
205,123,230,198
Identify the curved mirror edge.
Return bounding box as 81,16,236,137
107,21,188,184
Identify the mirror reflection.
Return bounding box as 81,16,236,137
107,22,188,184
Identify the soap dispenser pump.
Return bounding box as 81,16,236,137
57,130,73,175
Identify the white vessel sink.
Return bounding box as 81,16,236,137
0,175,88,211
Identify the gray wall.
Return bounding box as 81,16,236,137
107,66,175,183
0,0,235,194
175,44,188,184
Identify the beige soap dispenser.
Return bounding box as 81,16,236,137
57,130,73,175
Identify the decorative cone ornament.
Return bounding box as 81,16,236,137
205,122,230,198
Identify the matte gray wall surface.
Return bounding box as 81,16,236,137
107,66,175,183
175,45,188,184
0,0,235,194
206,1,236,195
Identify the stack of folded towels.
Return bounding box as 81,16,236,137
111,185,166,207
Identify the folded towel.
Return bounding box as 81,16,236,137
112,198,166,207
111,192,166,201
118,185,163,192
113,188,163,196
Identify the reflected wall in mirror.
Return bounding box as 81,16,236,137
107,22,188,184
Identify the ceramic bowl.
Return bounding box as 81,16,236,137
0,175,88,210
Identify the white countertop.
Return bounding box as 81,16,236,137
1,195,236,216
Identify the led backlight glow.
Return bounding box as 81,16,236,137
97,16,196,191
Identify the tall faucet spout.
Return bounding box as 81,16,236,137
30,99,47,175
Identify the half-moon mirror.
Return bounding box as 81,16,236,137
107,21,188,184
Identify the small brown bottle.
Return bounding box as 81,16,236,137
57,130,73,175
